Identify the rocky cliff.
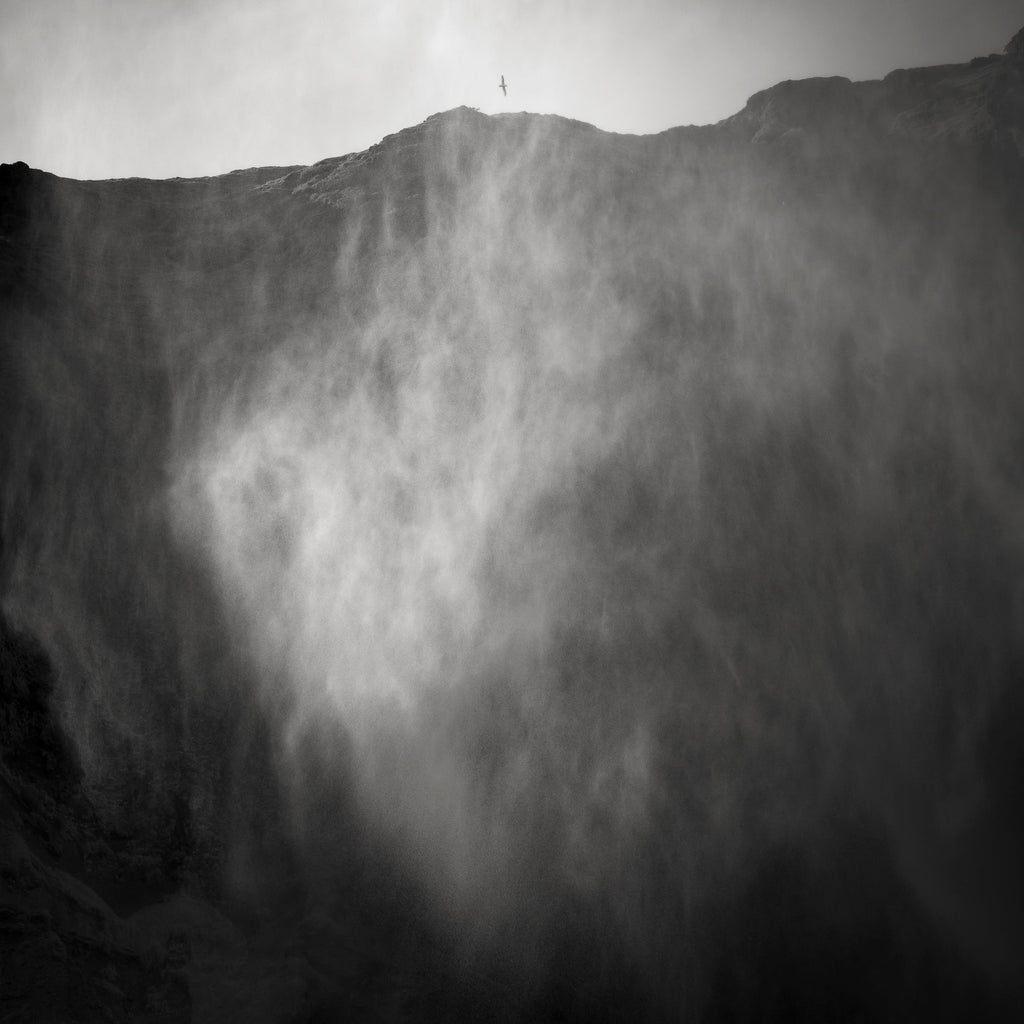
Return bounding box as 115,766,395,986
2,29,1024,1023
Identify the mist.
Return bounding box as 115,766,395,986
3,83,1024,1022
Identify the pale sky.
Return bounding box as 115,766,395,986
1,0,1021,180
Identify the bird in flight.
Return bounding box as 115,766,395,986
499,75,508,97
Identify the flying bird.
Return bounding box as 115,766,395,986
499,75,508,97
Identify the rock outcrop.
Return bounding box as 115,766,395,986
723,33,1024,153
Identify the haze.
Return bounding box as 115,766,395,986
1,0,1021,180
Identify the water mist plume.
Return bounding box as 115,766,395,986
3,42,1024,1020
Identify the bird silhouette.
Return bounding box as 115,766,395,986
499,75,508,97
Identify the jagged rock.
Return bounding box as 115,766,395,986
722,76,864,143
720,25,1024,155
1007,25,1024,64
0,825,191,1022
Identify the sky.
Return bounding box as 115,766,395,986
1,0,1021,180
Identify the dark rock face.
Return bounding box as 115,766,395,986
722,76,864,143
724,37,1024,153
1007,26,1024,64
1,611,192,1022
3,30,1024,1024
